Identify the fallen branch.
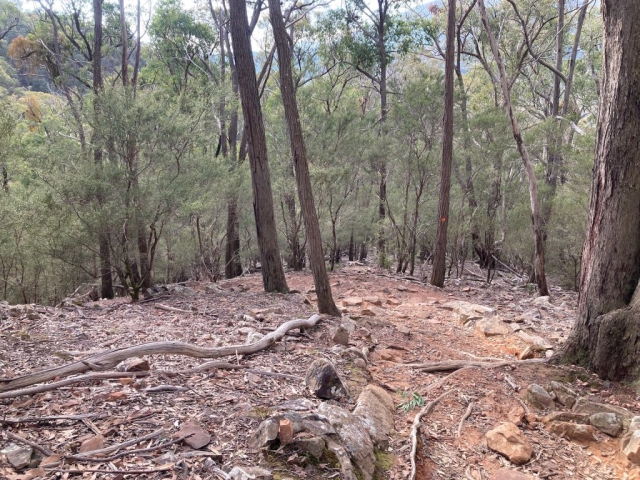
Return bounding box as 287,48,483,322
0,371,151,399
404,358,547,372
154,304,195,314
0,413,106,424
45,466,174,475
409,390,456,480
165,361,303,380
5,431,53,456
66,435,190,463
457,402,474,437
0,314,322,393
65,428,165,459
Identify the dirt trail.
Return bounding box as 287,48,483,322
1,264,639,479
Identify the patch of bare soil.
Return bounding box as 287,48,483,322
1,264,640,479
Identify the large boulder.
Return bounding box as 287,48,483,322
485,422,533,465
317,402,376,480
305,359,349,400
589,412,623,437
353,385,395,448
572,397,633,421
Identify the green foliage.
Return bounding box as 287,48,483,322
397,390,425,412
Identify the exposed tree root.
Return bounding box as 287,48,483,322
0,314,321,394
404,358,547,372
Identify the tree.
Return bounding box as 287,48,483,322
268,0,340,316
228,0,288,293
558,1,640,381
477,0,549,296
429,0,455,288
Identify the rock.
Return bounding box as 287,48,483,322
475,318,511,336
305,359,349,400
301,415,336,436
531,296,551,307
630,416,640,432
228,466,273,480
1,444,33,469
364,296,382,306
623,430,640,464
440,300,494,322
274,398,315,412
124,357,150,372
386,298,401,306
542,411,590,424
79,435,105,453
516,331,552,350
360,308,376,316
278,419,294,445
545,350,555,358
292,436,325,459
342,297,363,307
249,418,279,449
326,439,357,480
546,421,596,442
547,381,577,408
488,469,535,480
174,420,211,449
377,349,402,363
317,402,376,480
518,345,535,360
246,330,265,344
353,385,395,448
572,397,633,420
354,358,367,369
507,406,525,426
522,384,554,409
331,325,350,346
485,422,533,465
589,412,623,437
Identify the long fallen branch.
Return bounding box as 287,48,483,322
403,358,547,372
0,314,321,393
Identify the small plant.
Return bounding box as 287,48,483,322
397,391,425,412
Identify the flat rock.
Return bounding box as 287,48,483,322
305,359,349,400
589,412,623,437
516,331,552,350
547,381,577,408
174,420,211,449
440,300,494,322
292,436,325,460
317,402,376,480
228,466,273,480
79,435,104,453
485,422,533,465
364,296,382,306
124,357,150,372
522,384,554,410
623,430,640,464
542,411,590,424
1,444,33,469
572,397,633,420
353,384,395,448
489,469,535,480
360,308,376,316
274,398,315,412
301,415,336,436
547,421,596,442
386,298,401,306
531,296,551,307
342,297,363,307
475,318,511,336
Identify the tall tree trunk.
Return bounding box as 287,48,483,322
430,0,456,288
229,0,288,293
268,0,339,315
477,0,549,296
558,1,640,381
377,53,388,268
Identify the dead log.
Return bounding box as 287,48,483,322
0,314,321,393
403,358,547,372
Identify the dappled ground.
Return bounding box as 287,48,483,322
1,264,640,479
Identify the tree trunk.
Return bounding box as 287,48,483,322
430,0,455,288
225,199,242,278
558,0,640,381
229,0,288,293
477,0,549,296
268,0,339,315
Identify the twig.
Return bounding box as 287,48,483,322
82,418,102,435
5,431,53,456
504,373,520,391
516,397,531,415
144,385,189,393
66,435,190,463
45,466,174,474
154,304,195,314
457,402,474,437
66,428,164,458
164,361,303,380
409,390,456,480
1,413,106,424
0,371,151,399
404,358,547,372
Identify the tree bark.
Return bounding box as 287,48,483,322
268,0,339,315
229,0,288,293
558,0,640,381
477,0,549,296
430,0,455,288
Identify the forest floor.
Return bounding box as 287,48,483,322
2,263,640,479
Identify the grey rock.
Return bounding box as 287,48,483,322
274,398,315,412
326,439,357,480
542,411,590,424
523,384,554,409
249,418,279,449
572,397,633,421
228,466,273,480
353,384,395,448
1,444,33,470
623,430,640,464
589,412,623,437
548,381,577,408
475,318,511,337
293,436,325,459
301,415,336,436
331,325,350,346
246,330,265,344
305,359,349,400
317,402,376,480
531,296,551,307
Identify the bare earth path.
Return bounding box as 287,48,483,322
1,264,640,479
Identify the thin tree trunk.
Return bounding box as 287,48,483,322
268,0,339,315
229,0,288,293
477,0,549,296
430,0,456,288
